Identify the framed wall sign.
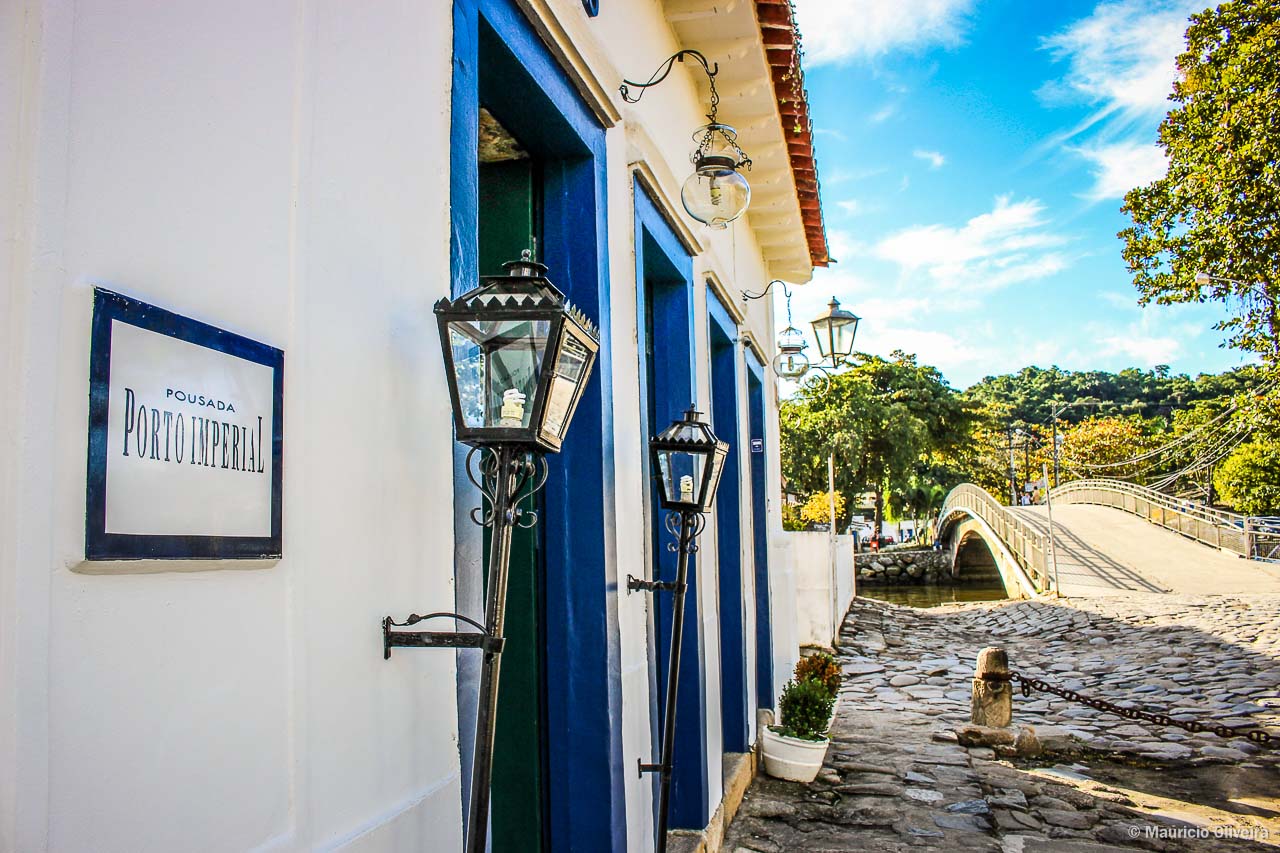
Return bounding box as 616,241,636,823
85,289,284,560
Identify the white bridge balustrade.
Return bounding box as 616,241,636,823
937,484,1050,594
1050,479,1279,563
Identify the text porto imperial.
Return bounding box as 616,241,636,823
120,387,267,473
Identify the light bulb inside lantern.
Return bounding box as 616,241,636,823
500,388,527,427
679,475,695,502
681,124,750,229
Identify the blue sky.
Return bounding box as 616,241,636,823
783,0,1259,389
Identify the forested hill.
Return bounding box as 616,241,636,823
961,365,1261,425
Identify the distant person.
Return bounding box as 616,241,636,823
1020,493,1031,506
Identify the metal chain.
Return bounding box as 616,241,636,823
1008,671,1273,745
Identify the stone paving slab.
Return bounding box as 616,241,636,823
723,595,1280,852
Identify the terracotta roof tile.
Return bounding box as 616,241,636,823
755,0,830,268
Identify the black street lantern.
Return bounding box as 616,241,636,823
632,407,728,853
384,250,598,853
650,407,729,512
435,250,600,452
810,297,860,364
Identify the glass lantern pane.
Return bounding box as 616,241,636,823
680,169,750,230
448,326,487,428
541,332,591,439
658,449,707,506
705,449,727,507
832,320,856,357
449,317,550,429
811,319,833,358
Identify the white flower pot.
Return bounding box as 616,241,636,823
760,726,830,783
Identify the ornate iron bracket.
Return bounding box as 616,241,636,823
620,49,719,117
383,612,505,660
626,574,687,594
741,279,791,303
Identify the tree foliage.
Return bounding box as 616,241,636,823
798,490,848,527
779,351,974,533
1119,0,1280,358
961,365,1258,426
1214,440,1280,514
1058,416,1157,482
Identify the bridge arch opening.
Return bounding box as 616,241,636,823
953,532,1003,587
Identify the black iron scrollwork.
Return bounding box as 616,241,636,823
665,511,705,552
620,50,719,115
465,446,549,528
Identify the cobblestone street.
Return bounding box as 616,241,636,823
725,594,1280,851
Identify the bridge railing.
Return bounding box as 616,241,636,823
939,483,1049,592
1249,517,1280,563
1049,479,1258,558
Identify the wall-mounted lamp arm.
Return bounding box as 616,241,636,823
620,50,720,121
741,279,791,302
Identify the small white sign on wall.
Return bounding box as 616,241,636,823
86,289,284,560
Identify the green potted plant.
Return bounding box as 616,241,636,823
761,678,835,782
794,652,841,729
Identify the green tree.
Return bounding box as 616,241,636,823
1119,0,1280,359
779,351,974,535
1059,416,1157,483
1214,440,1280,514
798,491,848,528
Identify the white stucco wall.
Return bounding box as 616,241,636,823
786,533,856,649
2,2,462,851
2,0,809,850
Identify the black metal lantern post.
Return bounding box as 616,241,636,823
628,407,728,853
809,297,860,366
382,250,599,853
741,282,861,384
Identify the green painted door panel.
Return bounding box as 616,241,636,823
478,158,547,853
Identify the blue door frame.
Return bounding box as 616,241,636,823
451,2,625,849
634,186,710,831
707,291,748,754
745,353,775,709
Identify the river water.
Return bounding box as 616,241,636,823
858,582,1009,608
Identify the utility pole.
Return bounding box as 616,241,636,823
1052,427,1063,488
827,451,838,644
1006,427,1017,505
1043,463,1060,594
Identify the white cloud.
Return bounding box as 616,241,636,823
1039,0,1197,116
835,199,863,215
1096,330,1182,365
791,0,974,66
1074,141,1167,200
870,104,897,123
873,195,1070,291
1090,311,1204,366
913,149,946,169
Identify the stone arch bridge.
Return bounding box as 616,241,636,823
935,479,1280,597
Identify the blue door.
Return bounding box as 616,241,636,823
708,291,748,754
634,187,709,831
745,352,774,709
452,2,625,849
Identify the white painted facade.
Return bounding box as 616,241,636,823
1,1,823,851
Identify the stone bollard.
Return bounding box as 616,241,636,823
971,647,1012,728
